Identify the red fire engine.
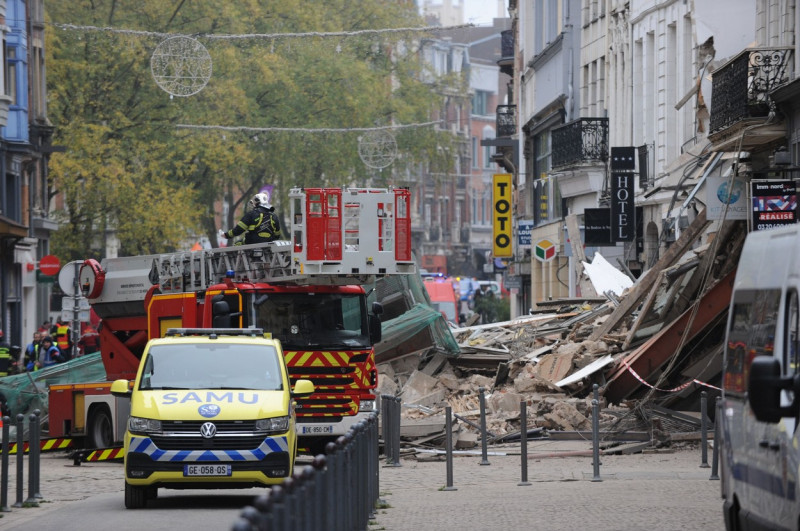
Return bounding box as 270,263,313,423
47,187,413,453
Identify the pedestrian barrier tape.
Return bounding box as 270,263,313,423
622,359,721,393
1,437,74,455
84,447,124,461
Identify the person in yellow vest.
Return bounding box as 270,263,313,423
0,330,10,377
54,320,73,361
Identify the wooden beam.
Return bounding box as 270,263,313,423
588,209,710,341
565,213,597,297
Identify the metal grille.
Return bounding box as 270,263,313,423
551,117,609,169
153,420,265,450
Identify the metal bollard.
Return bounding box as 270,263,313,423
700,391,710,468
252,491,274,531
325,442,338,529
1,416,9,512
25,413,37,505
478,387,490,466
312,454,327,531
591,399,602,482
271,484,286,531
381,394,392,463
710,397,721,481
368,413,380,518
443,406,457,491
13,414,23,507
32,409,41,499
391,397,401,466
518,401,531,486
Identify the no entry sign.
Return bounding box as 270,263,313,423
39,254,61,276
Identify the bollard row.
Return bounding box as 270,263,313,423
232,412,380,531
1,410,42,512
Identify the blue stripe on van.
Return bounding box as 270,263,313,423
732,462,796,500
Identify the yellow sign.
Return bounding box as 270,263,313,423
492,173,513,257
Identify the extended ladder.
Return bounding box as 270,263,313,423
80,187,414,306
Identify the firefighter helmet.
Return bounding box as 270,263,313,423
248,192,271,210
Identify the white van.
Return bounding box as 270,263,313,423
721,224,800,530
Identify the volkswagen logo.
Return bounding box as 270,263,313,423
200,422,217,438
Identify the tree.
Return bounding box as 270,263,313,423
46,0,463,257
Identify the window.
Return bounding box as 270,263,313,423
472,90,490,116
724,289,781,395
482,125,495,169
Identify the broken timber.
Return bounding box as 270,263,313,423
589,208,710,342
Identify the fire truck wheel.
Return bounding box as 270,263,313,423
88,407,113,449
125,482,147,509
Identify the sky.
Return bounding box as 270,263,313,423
463,0,505,25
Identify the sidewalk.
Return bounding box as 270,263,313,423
0,439,725,530
372,439,725,531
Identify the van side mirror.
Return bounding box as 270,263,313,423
749,356,800,423
110,379,131,398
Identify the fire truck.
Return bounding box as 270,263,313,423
47,187,413,454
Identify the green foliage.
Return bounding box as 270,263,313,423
45,0,460,258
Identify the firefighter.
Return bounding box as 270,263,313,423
0,330,10,377
221,192,282,245
54,320,73,361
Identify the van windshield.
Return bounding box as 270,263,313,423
139,343,283,391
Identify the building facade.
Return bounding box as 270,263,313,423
0,0,55,351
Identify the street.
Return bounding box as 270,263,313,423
0,440,725,530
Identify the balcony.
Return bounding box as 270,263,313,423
551,117,608,169
709,47,793,137
496,105,516,137
498,30,514,77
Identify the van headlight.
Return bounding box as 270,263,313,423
256,416,290,433
128,417,162,435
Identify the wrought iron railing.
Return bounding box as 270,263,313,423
709,47,794,134
496,105,516,137
551,117,609,169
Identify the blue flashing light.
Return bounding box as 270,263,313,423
226,270,235,278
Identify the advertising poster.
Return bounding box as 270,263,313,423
751,180,797,230
706,175,748,220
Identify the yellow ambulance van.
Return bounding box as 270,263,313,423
110,328,313,509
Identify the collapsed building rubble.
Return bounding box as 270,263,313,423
377,209,739,454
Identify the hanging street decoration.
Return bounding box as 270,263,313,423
358,130,398,169
150,36,212,97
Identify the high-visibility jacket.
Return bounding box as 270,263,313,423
0,344,9,377
56,325,71,353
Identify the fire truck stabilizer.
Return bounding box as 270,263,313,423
47,187,413,452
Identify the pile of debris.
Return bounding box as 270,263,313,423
377,209,741,452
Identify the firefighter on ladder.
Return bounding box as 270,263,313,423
220,192,282,245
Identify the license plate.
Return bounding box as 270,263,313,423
301,425,333,434
183,464,232,477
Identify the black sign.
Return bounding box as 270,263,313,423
611,147,636,171
611,172,635,242
585,208,612,245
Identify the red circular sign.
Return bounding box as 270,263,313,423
39,254,61,276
